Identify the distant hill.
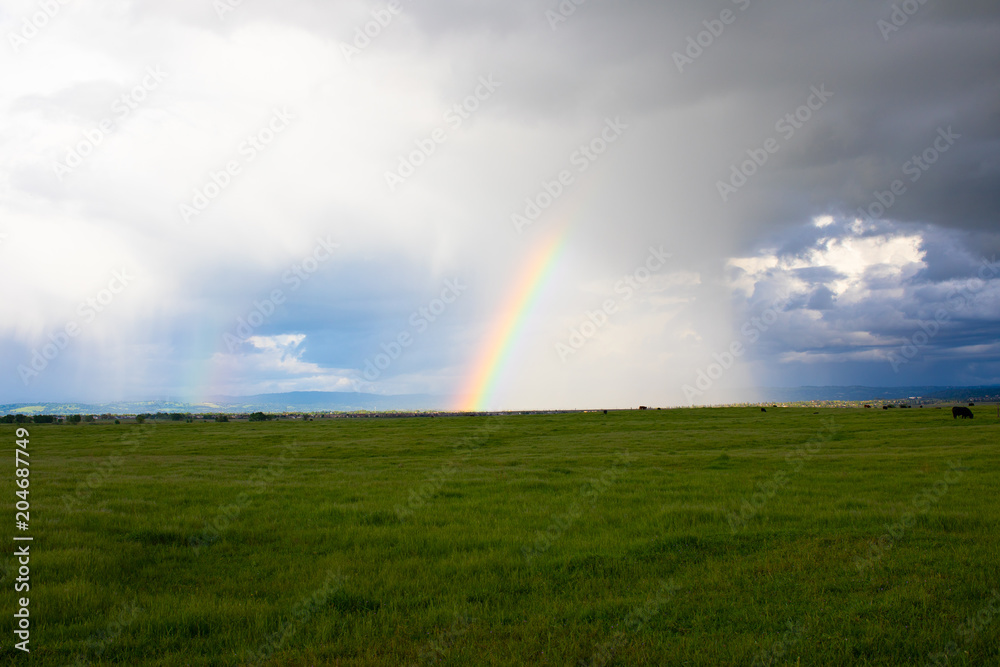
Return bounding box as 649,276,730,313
754,385,1000,403
0,391,446,415
2,386,997,415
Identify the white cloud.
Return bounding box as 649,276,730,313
207,334,359,395
729,227,926,302
724,217,1000,384
2,1,998,404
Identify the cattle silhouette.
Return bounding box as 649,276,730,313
969,403,975,407
952,406,974,419
760,407,766,412
864,405,872,408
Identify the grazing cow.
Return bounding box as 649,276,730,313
761,407,767,412
864,405,872,409
969,403,975,407
639,406,647,410
952,406,974,419
603,410,607,415
883,405,889,410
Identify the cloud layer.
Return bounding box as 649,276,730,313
2,0,998,407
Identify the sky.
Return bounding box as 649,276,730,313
1,0,998,410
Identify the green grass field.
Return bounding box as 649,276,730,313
4,407,999,665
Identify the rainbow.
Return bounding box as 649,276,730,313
454,226,571,411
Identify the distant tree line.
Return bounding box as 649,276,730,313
0,413,216,424
133,413,193,423
1,415,35,424
0,414,65,423
156,413,191,421
0,411,397,424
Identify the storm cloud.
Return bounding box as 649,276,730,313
1,0,997,407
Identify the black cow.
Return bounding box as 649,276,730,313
639,406,647,410
864,405,872,409
952,406,974,419
761,407,767,412
969,403,975,407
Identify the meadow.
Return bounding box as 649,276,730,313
3,406,999,665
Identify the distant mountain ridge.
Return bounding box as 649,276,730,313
0,391,445,415
1,386,997,415
753,385,1000,403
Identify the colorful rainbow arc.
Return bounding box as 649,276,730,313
455,227,570,412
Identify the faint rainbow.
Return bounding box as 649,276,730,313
189,330,228,405
455,224,572,412
186,319,246,405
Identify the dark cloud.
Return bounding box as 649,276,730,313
3,0,999,404
732,217,1000,387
